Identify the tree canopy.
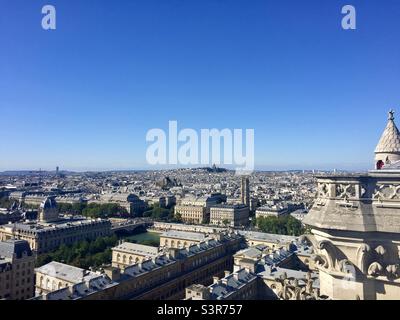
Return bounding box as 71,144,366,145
36,235,119,270
256,215,304,236
58,202,129,219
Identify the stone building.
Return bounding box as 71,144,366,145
185,241,320,301
238,231,298,250
112,242,160,270
256,205,288,218
174,204,208,224
35,261,114,296
33,232,243,300
241,176,250,207
0,240,35,300
160,230,209,249
38,197,58,223
91,193,147,216
0,197,111,254
303,110,400,300
210,204,249,227
185,269,259,300
175,194,225,224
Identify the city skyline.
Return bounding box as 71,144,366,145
1,0,400,171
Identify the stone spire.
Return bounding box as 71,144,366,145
375,110,400,165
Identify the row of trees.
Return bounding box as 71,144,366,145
256,215,305,236
36,235,119,270
57,202,130,219
142,203,181,222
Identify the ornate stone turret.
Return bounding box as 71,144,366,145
375,110,400,167
38,196,59,223
303,110,400,300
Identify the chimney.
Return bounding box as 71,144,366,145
104,267,121,281
224,270,230,278
213,276,219,284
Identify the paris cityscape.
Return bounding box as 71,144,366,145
1,109,400,301
1,0,400,309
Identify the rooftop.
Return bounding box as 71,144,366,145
239,231,297,244
112,242,159,257
35,261,99,284
0,239,32,259
1,216,109,234
161,230,207,242
209,269,257,300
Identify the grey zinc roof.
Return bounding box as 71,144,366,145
35,261,99,284
2,216,109,234
375,111,400,153
0,239,32,259
209,269,257,299
161,230,207,241
239,231,297,244
113,242,159,257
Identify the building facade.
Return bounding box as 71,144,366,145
35,261,113,296
256,205,288,218
0,198,111,254
174,205,207,224
210,204,249,227
33,232,244,300
175,194,226,225
112,242,160,270
159,230,209,249
0,240,35,300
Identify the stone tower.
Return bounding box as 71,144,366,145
303,110,400,300
241,176,250,206
38,197,59,223
375,110,400,168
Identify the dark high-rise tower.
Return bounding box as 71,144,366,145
240,176,250,206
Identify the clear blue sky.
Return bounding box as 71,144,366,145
1,0,400,171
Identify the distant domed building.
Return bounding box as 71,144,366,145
38,196,59,223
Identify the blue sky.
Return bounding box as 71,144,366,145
1,0,400,171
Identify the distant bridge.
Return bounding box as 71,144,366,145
111,218,154,233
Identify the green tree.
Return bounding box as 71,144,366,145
256,215,304,236
175,212,182,222
35,235,119,269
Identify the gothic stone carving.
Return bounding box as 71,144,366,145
373,184,400,201
358,243,400,280
274,272,320,301
335,184,356,199
318,183,329,198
